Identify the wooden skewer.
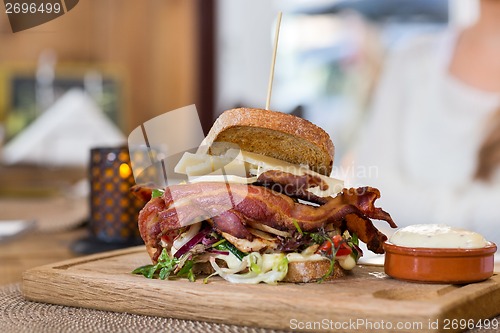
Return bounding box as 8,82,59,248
265,11,283,111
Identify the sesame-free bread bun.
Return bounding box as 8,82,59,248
203,108,335,176
284,260,346,283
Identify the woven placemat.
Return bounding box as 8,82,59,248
0,284,288,333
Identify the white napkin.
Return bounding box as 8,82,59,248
0,220,36,242
1,88,125,166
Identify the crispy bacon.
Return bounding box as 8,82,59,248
137,182,396,259
131,184,154,202
256,170,329,204
341,187,396,226
212,211,253,240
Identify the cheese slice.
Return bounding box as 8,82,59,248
174,152,235,176
226,149,344,197
189,175,257,184
174,150,344,197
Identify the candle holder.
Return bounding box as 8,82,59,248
72,146,144,254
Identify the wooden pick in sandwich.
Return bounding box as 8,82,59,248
265,11,283,111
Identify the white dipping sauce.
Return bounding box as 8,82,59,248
389,224,488,249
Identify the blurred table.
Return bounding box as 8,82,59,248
0,164,88,233
0,164,85,197
0,227,87,286
0,163,90,286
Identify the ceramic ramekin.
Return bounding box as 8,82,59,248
383,242,497,284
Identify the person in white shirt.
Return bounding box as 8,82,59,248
346,0,500,246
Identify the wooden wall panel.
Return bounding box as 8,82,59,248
0,0,200,134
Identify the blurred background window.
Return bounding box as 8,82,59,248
216,0,477,160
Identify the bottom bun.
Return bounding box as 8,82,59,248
283,260,346,283
192,261,218,275
192,259,347,283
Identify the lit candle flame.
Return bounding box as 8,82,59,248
119,163,132,179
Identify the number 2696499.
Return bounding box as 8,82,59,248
5,2,62,14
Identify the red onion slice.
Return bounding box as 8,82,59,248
174,227,211,258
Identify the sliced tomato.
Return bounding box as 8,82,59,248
336,246,352,257
317,240,332,254
332,235,343,247
317,235,352,257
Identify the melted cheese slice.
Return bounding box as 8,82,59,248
174,150,344,198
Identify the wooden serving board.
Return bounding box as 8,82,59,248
22,246,500,333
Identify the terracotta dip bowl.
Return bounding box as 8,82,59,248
383,242,497,284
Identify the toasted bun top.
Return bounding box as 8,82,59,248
203,108,335,176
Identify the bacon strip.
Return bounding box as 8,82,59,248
212,211,253,240
137,182,396,259
341,187,397,227
256,170,329,204
131,184,154,202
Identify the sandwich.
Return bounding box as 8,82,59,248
132,108,397,283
